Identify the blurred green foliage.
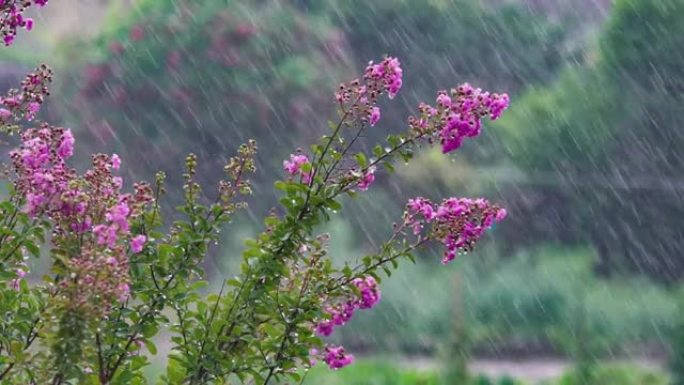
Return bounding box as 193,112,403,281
305,359,441,385
554,364,668,385
51,0,569,235
329,245,678,355
59,0,349,200
669,295,684,385
492,0,684,280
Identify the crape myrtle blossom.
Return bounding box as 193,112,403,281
283,152,312,184
408,83,510,153
356,166,376,191
9,124,153,313
301,60,508,372
306,345,354,370
335,56,403,127
322,345,354,370
0,0,49,46
313,276,380,369
0,64,52,130
406,197,506,264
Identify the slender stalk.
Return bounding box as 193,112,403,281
189,282,226,384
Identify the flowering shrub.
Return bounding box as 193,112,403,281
0,8,509,385
0,0,48,45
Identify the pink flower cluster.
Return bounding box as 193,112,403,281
322,345,354,370
0,0,49,46
10,125,152,312
313,276,380,369
315,276,381,337
406,197,506,264
0,65,52,127
364,57,403,99
409,83,510,153
335,56,403,127
356,166,376,191
10,126,76,216
283,152,312,184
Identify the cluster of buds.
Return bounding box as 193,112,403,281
0,64,52,131
335,56,403,127
220,140,257,211
409,83,510,153
9,264,27,290
10,124,153,313
0,0,48,46
406,197,506,264
312,276,380,369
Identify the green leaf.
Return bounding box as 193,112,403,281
274,181,288,191
143,338,158,355
355,153,368,168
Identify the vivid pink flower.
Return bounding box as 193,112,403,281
57,129,75,159
130,235,146,253
117,283,130,302
357,167,376,191
323,345,354,369
405,197,506,264
352,276,381,309
408,84,510,154
283,153,309,175
111,154,121,170
369,106,381,126
364,56,403,99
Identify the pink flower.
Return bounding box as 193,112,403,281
353,276,381,309
57,129,75,159
436,92,452,107
130,235,146,253
117,283,130,302
323,345,354,369
111,154,121,170
315,322,334,337
129,25,145,41
308,349,319,366
369,106,381,126
105,202,130,230
405,197,506,264
408,84,509,154
283,153,309,175
25,192,45,216
495,208,507,221
357,167,376,191
364,57,403,99
113,176,123,189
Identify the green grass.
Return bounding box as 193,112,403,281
303,358,440,385
303,359,668,385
